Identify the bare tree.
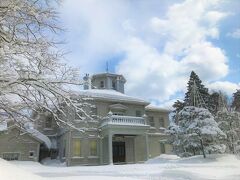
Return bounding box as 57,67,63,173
0,0,89,130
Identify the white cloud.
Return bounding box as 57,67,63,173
116,37,186,101
59,0,130,72
122,20,136,33
227,28,240,39
116,0,229,104
204,11,228,26
59,0,237,107
208,81,240,96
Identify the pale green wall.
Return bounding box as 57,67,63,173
0,128,40,161
94,101,145,118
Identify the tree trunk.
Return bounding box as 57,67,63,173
200,139,206,158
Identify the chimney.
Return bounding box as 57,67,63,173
83,74,91,90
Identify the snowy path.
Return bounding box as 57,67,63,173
6,154,240,180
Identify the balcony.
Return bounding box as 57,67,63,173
101,114,148,127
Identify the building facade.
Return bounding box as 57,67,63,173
56,73,172,166
0,125,50,162
0,72,172,166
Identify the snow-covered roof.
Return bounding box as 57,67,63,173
145,105,171,113
71,89,149,105
6,125,52,149
25,128,52,149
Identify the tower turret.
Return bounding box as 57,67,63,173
90,73,126,93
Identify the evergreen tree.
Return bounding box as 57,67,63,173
167,106,226,158
172,100,185,123
216,110,240,154
208,91,228,116
208,92,220,116
177,106,226,158
184,71,209,108
232,90,240,112
173,100,185,113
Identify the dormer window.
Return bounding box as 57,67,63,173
136,110,142,117
100,81,104,88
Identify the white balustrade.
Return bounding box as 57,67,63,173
102,115,147,126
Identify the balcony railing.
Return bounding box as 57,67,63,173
101,114,147,127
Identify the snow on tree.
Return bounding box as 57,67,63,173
177,106,226,158
173,100,185,113
169,72,226,157
184,71,209,108
232,90,240,112
216,110,240,154
208,92,221,116
166,122,183,155
0,0,89,130
208,91,229,116
171,100,185,124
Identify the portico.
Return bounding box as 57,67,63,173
100,114,150,164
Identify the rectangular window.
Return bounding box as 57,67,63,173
45,116,52,128
90,140,97,156
160,143,165,154
73,139,81,156
3,153,20,161
100,81,104,88
148,116,155,127
136,110,142,117
159,117,165,127
29,151,34,158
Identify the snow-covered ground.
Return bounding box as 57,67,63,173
1,154,240,180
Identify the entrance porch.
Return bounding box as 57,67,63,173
100,114,150,164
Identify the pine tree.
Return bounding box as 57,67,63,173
208,91,228,116
208,92,220,116
167,106,226,158
232,90,240,112
184,71,209,108
216,110,240,154
177,106,226,158
172,100,185,123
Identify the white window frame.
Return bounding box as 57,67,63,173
159,117,165,128
148,116,155,127
29,151,35,158
72,138,82,158
89,139,98,157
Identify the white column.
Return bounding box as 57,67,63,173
145,133,149,161
108,131,113,164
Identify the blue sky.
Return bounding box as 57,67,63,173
58,0,240,108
